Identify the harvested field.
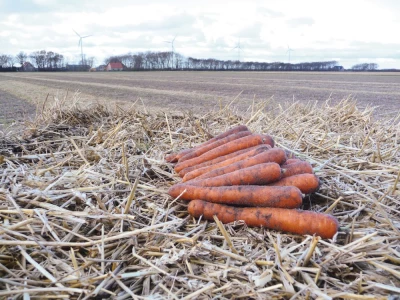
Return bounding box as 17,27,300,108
0,90,36,132
0,71,400,124
0,94,399,299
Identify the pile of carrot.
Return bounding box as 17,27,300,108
166,125,339,239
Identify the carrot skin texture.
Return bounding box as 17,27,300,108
178,145,269,177
281,161,313,178
270,173,320,194
190,148,287,182
175,134,275,173
165,153,178,163
166,125,250,163
168,185,302,208
178,131,252,162
188,200,339,239
203,124,249,142
182,145,273,181
189,162,281,187
282,158,303,165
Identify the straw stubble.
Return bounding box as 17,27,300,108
0,95,398,299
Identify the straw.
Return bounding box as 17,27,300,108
0,94,399,298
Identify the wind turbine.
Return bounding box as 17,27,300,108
164,35,176,69
232,39,244,61
287,46,294,64
73,29,92,66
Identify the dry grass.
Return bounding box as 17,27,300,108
0,94,399,299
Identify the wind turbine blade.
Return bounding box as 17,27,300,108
78,39,81,46
73,29,81,37
82,35,92,38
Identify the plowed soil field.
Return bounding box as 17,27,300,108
1,71,399,130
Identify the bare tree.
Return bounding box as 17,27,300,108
86,56,95,68
351,63,378,71
0,54,15,67
30,50,46,68
53,53,63,68
8,55,16,67
174,53,184,69
133,53,144,69
0,54,9,67
368,63,378,70
16,51,28,67
45,51,55,68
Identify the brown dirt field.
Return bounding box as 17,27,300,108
0,71,399,127
0,90,37,132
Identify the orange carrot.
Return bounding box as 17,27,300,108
189,163,281,187
178,145,270,177
187,148,287,182
174,134,275,173
270,173,320,194
182,145,273,181
165,125,249,163
178,131,252,162
165,153,179,163
282,158,302,165
282,161,313,178
168,184,302,208
188,200,339,239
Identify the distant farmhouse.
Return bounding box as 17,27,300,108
332,66,344,71
66,64,90,72
20,62,36,72
96,65,106,71
106,62,124,71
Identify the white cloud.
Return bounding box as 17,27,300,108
0,0,400,68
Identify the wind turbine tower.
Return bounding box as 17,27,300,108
233,39,243,61
164,36,177,69
73,29,92,66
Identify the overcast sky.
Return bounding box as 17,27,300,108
1,0,400,69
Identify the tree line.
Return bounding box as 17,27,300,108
104,52,343,71
350,63,378,71
0,50,66,71
0,49,382,72
0,50,96,72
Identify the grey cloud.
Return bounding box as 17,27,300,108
0,0,100,15
0,0,153,15
197,13,219,24
236,22,263,39
286,17,315,27
306,40,400,59
212,37,231,49
131,13,197,33
82,12,201,40
0,0,50,14
257,7,284,18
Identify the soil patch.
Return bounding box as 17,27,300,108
0,90,37,132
